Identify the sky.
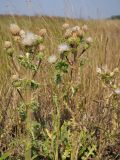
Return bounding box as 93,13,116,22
0,0,120,19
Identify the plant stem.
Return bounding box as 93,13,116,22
33,59,42,78
25,70,32,160
54,96,60,160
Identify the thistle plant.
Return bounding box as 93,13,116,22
96,66,120,135
43,23,95,160
4,23,47,160
3,22,96,160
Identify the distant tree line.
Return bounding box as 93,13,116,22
110,15,120,19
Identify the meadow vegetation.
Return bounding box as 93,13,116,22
0,15,120,160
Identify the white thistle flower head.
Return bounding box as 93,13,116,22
48,55,57,63
114,89,120,95
86,37,93,44
19,30,25,38
82,25,88,31
96,67,102,74
10,24,20,35
21,32,38,46
58,43,69,53
62,23,69,29
4,41,12,49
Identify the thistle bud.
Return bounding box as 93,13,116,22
36,36,43,44
67,37,80,47
82,25,88,32
10,24,20,35
11,74,19,81
72,26,80,32
4,41,12,49
62,23,69,30
77,29,84,37
19,30,25,38
38,44,45,52
65,28,72,38
72,32,78,38
86,37,93,44
26,52,30,58
6,48,14,57
39,29,47,37
113,68,119,73
110,72,114,77
14,36,20,42
96,67,102,74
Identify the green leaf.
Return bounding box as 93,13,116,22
55,73,62,85
31,155,38,160
18,55,37,71
36,52,44,60
67,37,80,47
6,48,14,57
18,102,27,121
30,80,39,90
12,79,22,89
0,151,11,160
55,61,68,73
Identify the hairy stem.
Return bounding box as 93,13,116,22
25,70,32,160
33,59,42,78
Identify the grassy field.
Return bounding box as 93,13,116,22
0,15,120,160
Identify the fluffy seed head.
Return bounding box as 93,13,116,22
21,32,38,46
4,41,12,49
48,55,57,63
10,24,20,35
58,43,69,53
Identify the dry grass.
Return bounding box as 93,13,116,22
0,15,120,159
